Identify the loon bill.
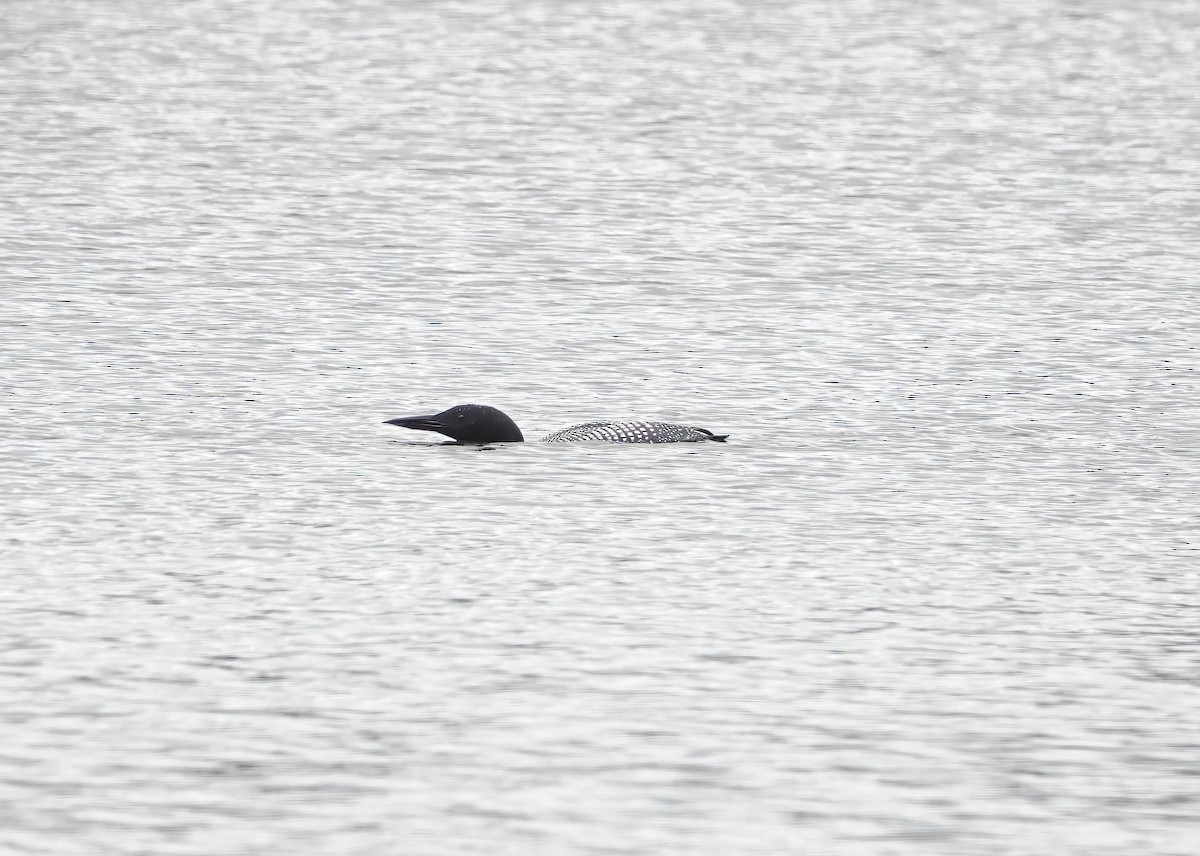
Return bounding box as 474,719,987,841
384,404,728,445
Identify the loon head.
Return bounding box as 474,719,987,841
384,403,525,444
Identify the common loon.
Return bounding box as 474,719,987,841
384,404,728,445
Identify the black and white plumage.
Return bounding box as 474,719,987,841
385,404,727,445
541,421,723,443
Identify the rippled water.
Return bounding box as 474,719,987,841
3,1,1199,853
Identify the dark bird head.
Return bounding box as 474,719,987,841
384,404,525,444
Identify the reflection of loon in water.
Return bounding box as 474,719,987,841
385,404,728,445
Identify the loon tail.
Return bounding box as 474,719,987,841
698,429,729,442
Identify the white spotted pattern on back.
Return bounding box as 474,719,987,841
540,421,714,443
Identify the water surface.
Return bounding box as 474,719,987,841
3,1,1199,853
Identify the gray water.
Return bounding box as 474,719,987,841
3,0,1199,853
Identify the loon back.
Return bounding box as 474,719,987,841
541,421,726,443
384,404,727,445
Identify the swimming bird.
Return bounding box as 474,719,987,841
384,404,728,445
